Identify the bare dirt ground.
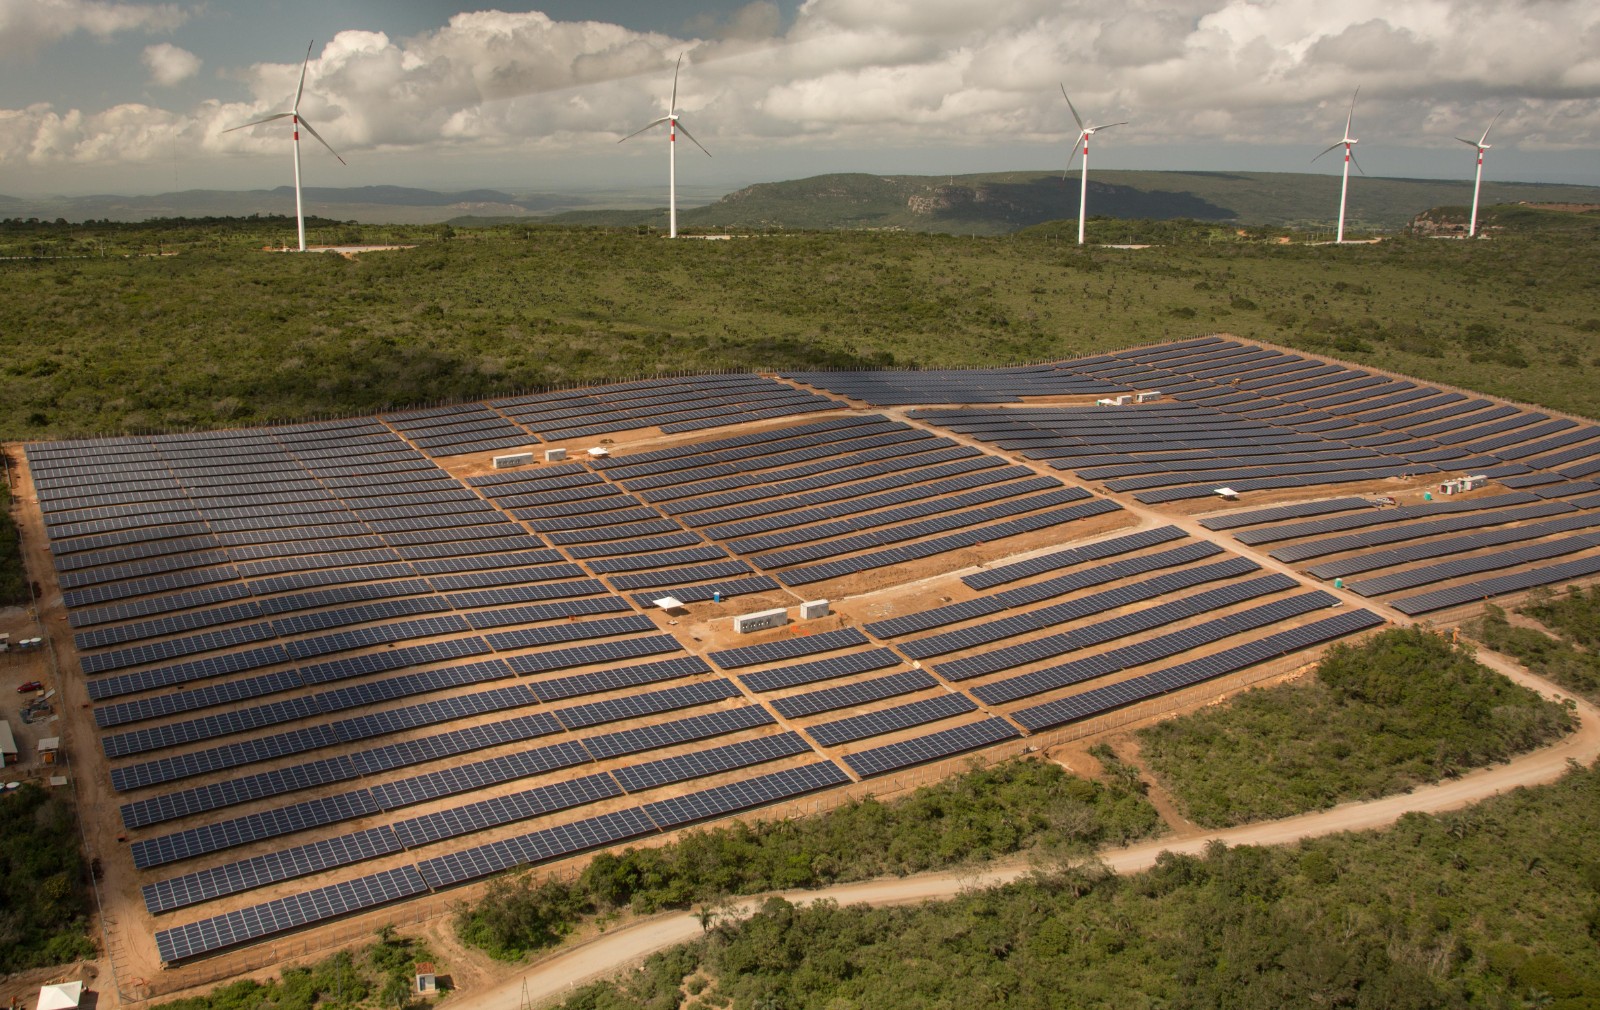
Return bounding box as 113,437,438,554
466,642,1600,1010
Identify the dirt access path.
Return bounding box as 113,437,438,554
460,644,1600,1010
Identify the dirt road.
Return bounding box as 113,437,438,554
463,646,1600,1010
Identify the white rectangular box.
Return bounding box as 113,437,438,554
1135,391,1162,403
800,600,830,620
733,608,787,634
544,448,568,462
492,452,533,469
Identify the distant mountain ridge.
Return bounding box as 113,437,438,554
5,170,1599,232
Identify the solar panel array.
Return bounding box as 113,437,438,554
41,340,1598,966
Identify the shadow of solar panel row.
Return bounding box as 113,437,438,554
468,464,594,492
503,633,685,675
524,655,712,704
1348,533,1600,598
904,556,1262,661
773,669,939,719
391,772,620,849
62,562,242,609
840,716,1019,778
143,826,402,915
585,544,728,574
1307,512,1600,580
1229,491,1542,545
154,862,430,963
592,415,892,478
81,621,280,675
708,627,869,669
609,732,808,793
392,544,554,572
1198,497,1377,531
983,539,1226,610
672,452,995,526
641,760,850,829
425,562,586,591
608,560,753,591
1269,501,1577,563
807,693,976,747
779,499,1125,588
548,519,684,545
935,570,1291,681
694,456,1013,532
481,613,656,651
490,482,619,510
731,477,1071,558
511,494,642,522
958,525,1187,592
132,789,383,868
88,644,291,701
649,442,972,512
972,591,1338,705
624,428,941,496
628,575,779,609
1133,464,1445,505
75,599,266,651
1010,609,1387,733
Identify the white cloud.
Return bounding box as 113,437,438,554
2,0,1599,183
142,42,200,86
0,0,187,58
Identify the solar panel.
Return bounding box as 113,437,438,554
640,761,850,829
842,717,1020,778
612,733,812,793
414,808,658,890
738,648,903,692
961,525,1188,590
142,826,402,915
131,790,381,868
551,678,742,731
772,670,939,719
708,628,870,669
367,739,593,812
390,773,621,849
503,634,685,674
527,655,713,703
582,705,776,761
807,693,978,747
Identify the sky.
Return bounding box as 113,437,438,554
1,0,1597,198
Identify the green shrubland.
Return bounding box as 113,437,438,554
1471,597,1600,705
0,480,25,605
553,762,1600,1010
1135,627,1571,827
453,758,1160,960
150,928,437,1010
0,208,1597,440
0,784,96,972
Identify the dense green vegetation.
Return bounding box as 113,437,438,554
555,762,1600,1010
0,479,25,605
0,784,97,972
1,207,1598,439
1471,600,1600,705
1136,627,1572,827
454,758,1160,960
152,928,439,1010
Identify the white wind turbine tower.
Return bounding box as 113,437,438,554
1060,86,1128,246
1312,88,1363,244
1457,110,1502,238
223,42,345,252
620,54,711,238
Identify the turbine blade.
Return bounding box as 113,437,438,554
1344,86,1358,137
1311,141,1343,164
297,116,346,165
671,52,683,116
295,41,313,112
1098,121,1130,130
1064,132,1086,173
1455,137,1479,147
1479,109,1502,146
1348,147,1366,176
618,117,671,143
675,119,711,157
223,111,293,133
1060,84,1085,131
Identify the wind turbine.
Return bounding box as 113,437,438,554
619,53,710,238
1312,88,1363,244
1060,86,1128,246
1457,110,1502,238
223,42,345,252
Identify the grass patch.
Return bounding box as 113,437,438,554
555,762,1600,1010
454,757,1161,960
1135,627,1572,827
0,478,25,605
1471,602,1600,705
0,784,96,972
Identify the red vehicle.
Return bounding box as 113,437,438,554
16,681,43,693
